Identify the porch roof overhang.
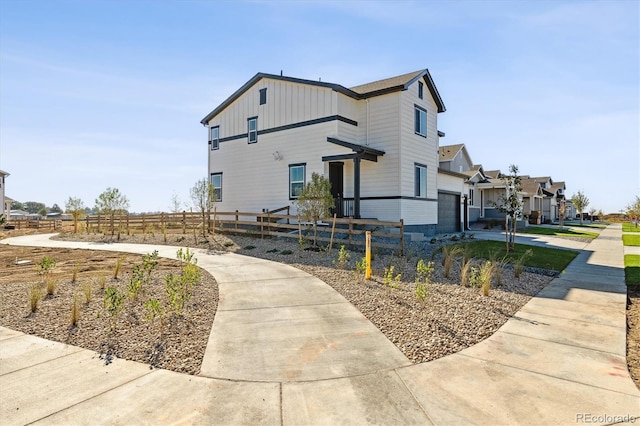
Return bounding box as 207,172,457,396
322,137,385,162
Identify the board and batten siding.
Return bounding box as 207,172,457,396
205,78,337,137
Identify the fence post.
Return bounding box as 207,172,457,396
97,214,101,234
235,210,238,231
399,219,404,256
182,211,186,234
348,217,353,249
260,213,264,239
267,212,271,236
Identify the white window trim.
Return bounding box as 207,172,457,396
415,163,427,198
414,105,427,137
289,164,306,199
209,126,219,150
248,117,258,144
211,173,222,202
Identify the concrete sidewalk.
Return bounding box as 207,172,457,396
1,226,638,425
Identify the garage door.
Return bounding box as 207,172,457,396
437,192,460,234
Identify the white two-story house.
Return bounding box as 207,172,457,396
201,69,446,235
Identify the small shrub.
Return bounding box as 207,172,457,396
104,286,125,333
266,248,279,253
244,245,256,250
36,256,56,275
383,266,402,289
415,281,428,304
164,248,201,316
28,284,42,313
416,259,434,284
281,250,293,255
355,257,367,277
223,242,234,247
334,245,351,269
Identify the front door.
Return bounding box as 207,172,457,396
329,162,344,217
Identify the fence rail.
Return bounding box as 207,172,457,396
83,210,404,253
6,219,63,230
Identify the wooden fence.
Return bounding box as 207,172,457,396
84,210,404,253
6,219,63,230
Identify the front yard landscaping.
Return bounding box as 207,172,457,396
623,234,640,246
623,222,640,233
458,240,578,271
625,255,640,286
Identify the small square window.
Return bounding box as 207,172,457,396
418,81,423,99
414,105,426,137
209,126,219,150
415,164,426,198
248,117,257,144
289,164,306,199
259,88,267,105
211,173,222,201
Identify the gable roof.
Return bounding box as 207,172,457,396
483,170,501,179
0,170,9,177
520,177,544,197
201,69,446,124
349,69,445,112
438,144,465,162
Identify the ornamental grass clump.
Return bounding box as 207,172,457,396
515,249,533,279
441,245,462,278
28,284,42,313
460,258,474,287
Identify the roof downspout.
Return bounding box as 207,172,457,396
366,99,369,146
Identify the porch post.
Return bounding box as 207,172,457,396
354,156,361,219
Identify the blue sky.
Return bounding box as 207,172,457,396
1,0,638,214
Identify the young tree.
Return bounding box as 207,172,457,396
627,195,640,228
589,207,597,222
169,192,184,213
95,188,130,236
65,197,86,233
571,191,590,225
494,165,523,253
190,178,214,236
295,172,334,247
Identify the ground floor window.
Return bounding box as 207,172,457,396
289,164,305,199
415,163,427,198
211,173,222,201
469,188,474,205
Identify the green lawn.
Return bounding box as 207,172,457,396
625,254,640,286
562,222,607,229
518,226,599,239
459,240,578,272
622,222,640,233
622,234,640,246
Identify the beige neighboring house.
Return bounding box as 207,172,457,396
437,143,487,231
0,170,8,218
533,177,567,223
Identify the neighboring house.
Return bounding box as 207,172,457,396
202,69,446,234
520,176,545,222
437,144,486,231
0,170,8,218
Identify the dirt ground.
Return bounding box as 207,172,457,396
0,228,218,374
0,227,638,391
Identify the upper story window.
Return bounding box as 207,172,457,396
418,82,424,99
248,117,257,144
415,163,427,198
289,164,305,199
211,173,222,201
259,88,267,105
414,105,426,137
209,126,219,150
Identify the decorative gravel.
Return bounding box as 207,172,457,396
53,231,553,365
